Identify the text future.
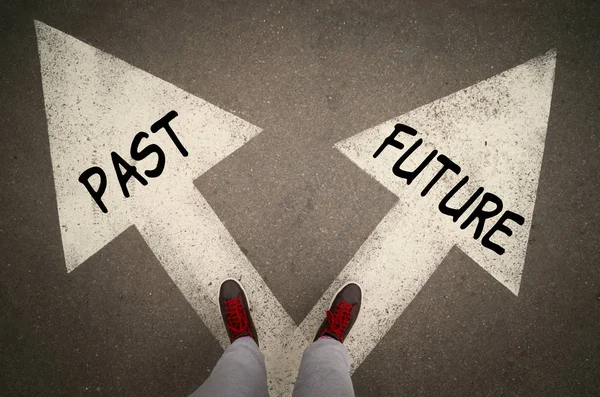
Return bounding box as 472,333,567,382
374,123,525,256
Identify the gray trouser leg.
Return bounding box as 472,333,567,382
189,337,269,397
292,338,356,397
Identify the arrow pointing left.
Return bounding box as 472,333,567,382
35,20,296,354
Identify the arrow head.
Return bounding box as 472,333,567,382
336,51,556,295
35,20,261,272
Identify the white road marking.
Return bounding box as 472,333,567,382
35,20,299,390
36,19,555,396
332,50,556,370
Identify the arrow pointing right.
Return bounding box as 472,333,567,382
301,50,556,371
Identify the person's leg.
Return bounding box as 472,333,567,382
292,337,354,397
189,336,268,397
190,278,268,397
292,283,362,397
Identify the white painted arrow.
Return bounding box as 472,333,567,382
34,20,299,381
320,50,556,370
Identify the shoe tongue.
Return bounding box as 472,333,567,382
317,334,335,341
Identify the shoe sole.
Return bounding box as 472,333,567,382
328,281,363,310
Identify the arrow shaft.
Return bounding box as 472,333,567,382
135,183,298,363
299,206,454,371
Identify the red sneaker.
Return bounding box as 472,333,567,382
314,283,362,343
219,278,258,345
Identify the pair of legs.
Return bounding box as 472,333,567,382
189,279,362,397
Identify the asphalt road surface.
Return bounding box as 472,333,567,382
1,0,599,396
